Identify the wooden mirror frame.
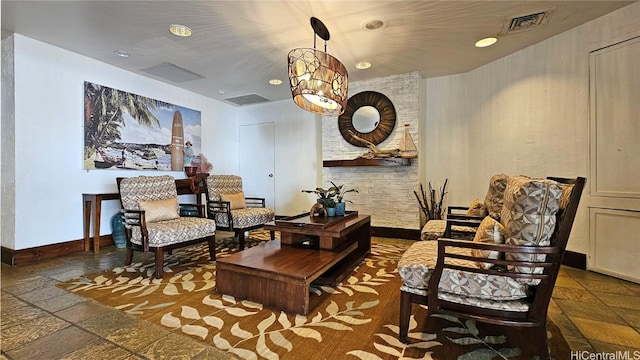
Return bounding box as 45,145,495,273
338,91,396,147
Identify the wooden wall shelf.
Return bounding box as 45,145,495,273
323,158,412,167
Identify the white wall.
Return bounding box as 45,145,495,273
5,34,238,250
423,2,640,254
4,1,639,254
236,100,319,216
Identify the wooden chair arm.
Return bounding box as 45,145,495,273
207,200,231,213
245,197,266,207
447,205,470,213
447,214,485,221
121,209,150,251
444,217,482,238
433,237,562,279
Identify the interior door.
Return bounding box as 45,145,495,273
238,123,275,210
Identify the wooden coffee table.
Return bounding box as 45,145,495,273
215,213,371,315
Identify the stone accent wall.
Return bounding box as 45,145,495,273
322,72,420,229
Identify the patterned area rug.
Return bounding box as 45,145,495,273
58,232,570,359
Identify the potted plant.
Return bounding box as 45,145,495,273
330,181,358,216
302,186,338,216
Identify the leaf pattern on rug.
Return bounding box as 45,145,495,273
57,233,568,359
202,299,380,359
432,314,522,359
348,313,443,360
158,264,396,358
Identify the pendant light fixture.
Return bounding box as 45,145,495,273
288,17,348,116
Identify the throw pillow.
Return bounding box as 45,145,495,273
483,174,509,219
138,197,179,223
221,192,246,210
500,176,562,277
466,199,488,217
471,216,505,269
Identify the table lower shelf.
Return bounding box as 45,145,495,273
216,238,368,315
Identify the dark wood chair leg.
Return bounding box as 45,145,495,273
238,230,246,250
270,230,275,240
208,236,216,261
154,247,164,279
125,248,134,265
532,326,550,360
399,290,412,343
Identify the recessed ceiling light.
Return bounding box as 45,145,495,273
218,89,227,94
361,18,388,31
113,49,130,58
169,24,192,37
355,62,372,70
475,37,498,48
269,79,283,85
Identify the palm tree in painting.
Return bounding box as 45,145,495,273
83,82,172,168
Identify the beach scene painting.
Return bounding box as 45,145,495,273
83,81,201,171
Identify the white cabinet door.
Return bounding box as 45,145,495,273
589,37,640,283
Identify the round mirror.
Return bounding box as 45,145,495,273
338,91,396,147
352,106,380,133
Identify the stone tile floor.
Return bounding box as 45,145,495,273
2,235,639,359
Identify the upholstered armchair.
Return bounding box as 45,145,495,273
205,175,275,250
399,176,585,359
443,173,509,238
117,175,216,279
420,174,509,241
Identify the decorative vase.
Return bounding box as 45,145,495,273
110,213,127,248
335,202,346,216
179,204,200,217
326,207,336,217
184,166,198,177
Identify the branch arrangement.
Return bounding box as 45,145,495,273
414,179,448,220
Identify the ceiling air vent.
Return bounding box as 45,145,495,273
503,9,553,34
140,62,204,83
224,94,270,106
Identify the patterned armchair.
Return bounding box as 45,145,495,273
205,175,275,250
398,176,585,359
117,175,216,279
420,174,510,241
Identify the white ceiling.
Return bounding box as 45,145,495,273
1,0,635,106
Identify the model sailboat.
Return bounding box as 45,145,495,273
399,124,418,158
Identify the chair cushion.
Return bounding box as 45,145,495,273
484,174,509,219
138,197,179,223
437,292,530,312
470,216,505,270
466,199,488,217
500,176,562,276
214,207,275,229
420,220,446,240
438,268,530,301
221,192,246,210
397,241,530,301
130,216,216,247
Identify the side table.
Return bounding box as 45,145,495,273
83,193,120,253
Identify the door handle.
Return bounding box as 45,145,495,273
268,173,273,177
